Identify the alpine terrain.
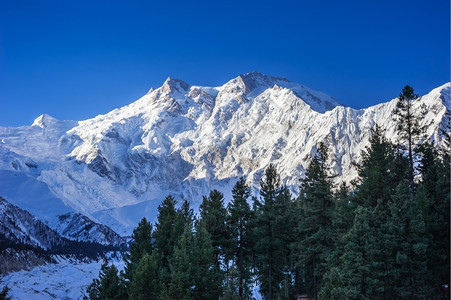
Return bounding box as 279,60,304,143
0,72,449,238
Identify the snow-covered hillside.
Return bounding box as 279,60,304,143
0,72,449,235
0,252,125,300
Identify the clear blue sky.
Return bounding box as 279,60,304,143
1,0,449,127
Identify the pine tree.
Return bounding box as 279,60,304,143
392,85,426,195
124,217,153,285
296,142,334,300
227,177,254,299
154,196,179,264
191,222,223,299
198,189,231,275
128,252,160,300
254,163,288,300
417,142,450,293
166,224,194,300
178,199,194,225
319,182,356,299
332,182,355,238
153,195,184,289
386,181,431,298
320,205,372,299
87,258,127,300
274,185,296,299
353,127,400,298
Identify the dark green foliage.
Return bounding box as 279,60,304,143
152,195,185,289
227,177,254,299
354,125,403,207
164,220,221,300
320,205,372,299
417,142,450,293
191,222,223,299
124,217,153,284
254,164,294,299
128,252,160,300
199,189,231,271
320,121,449,299
166,225,194,300
87,259,127,300
296,142,334,299
393,85,426,195
387,182,431,298
153,195,179,264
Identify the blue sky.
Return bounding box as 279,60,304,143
1,0,449,127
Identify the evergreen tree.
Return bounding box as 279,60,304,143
352,127,405,298
199,189,231,274
222,265,241,300
319,182,356,299
128,252,160,300
386,181,431,298
178,199,194,225
320,205,372,299
191,222,223,299
124,218,153,285
296,142,334,300
87,258,127,300
254,164,287,300
392,85,426,195
153,195,184,289
354,125,407,207
227,177,254,299
417,142,450,293
274,185,296,299
153,196,179,265
332,182,355,238
166,224,195,300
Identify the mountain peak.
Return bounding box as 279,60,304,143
239,71,289,85
32,114,58,128
236,71,289,94
217,72,290,103
161,77,190,94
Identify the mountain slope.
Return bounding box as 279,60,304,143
0,196,67,251
0,72,448,234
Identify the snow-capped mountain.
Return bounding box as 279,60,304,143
0,72,449,235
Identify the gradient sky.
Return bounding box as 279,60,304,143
1,0,449,127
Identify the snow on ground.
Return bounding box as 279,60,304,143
0,254,261,300
0,254,124,300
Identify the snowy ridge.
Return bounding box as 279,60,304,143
0,171,125,245
0,72,449,235
0,197,67,251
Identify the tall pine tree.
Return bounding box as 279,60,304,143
227,177,254,299
198,189,231,276
87,258,127,300
128,252,161,300
393,85,425,195
153,195,184,290
254,164,288,300
296,142,334,300
124,217,153,286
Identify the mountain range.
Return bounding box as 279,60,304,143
0,72,449,237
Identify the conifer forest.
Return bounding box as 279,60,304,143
87,87,450,300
